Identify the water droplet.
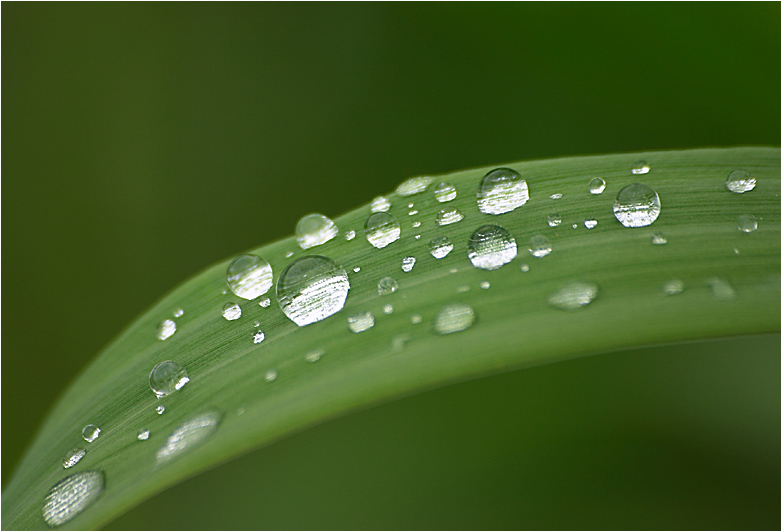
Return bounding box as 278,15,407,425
733,248,740,255
449,268,458,274
383,304,394,315
285,251,295,258
156,411,221,464
344,230,356,241
348,311,375,333
252,330,266,344
737,214,757,233
173,309,184,318
370,196,391,213
548,282,599,310
412,220,421,228
436,208,464,226
401,256,416,272
410,314,423,324
265,369,278,382
305,349,324,363
468,225,517,270
547,213,562,227
364,212,401,248
397,176,433,196
226,255,273,300
707,277,736,300
391,334,410,351
222,302,242,321
259,298,271,308
252,320,260,328
725,169,756,193
550,193,563,200
588,177,606,194
631,160,650,174
528,235,552,258
276,255,350,326
156,319,176,341
156,405,166,415
149,361,190,398
295,213,338,249
377,276,399,296
572,223,578,229
477,167,529,215
236,407,245,416
414,234,421,240
584,219,598,229
651,232,667,245
479,281,490,290
63,448,86,469
456,285,470,293
429,236,454,259
81,425,100,443
613,183,661,227
408,210,419,216
42,470,104,526
433,303,476,334
663,279,684,295
434,182,457,202
520,263,530,272
137,429,150,441
407,202,415,209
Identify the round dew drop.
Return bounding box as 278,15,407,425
156,405,166,415
651,232,667,245
370,196,391,213
528,235,552,258
612,183,661,227
264,369,278,383
347,311,375,333
397,176,433,196
410,314,423,324
137,429,151,441
226,254,273,300
433,303,476,335
631,160,650,175
222,302,242,321
259,297,271,308
401,256,416,272
377,276,399,296
725,169,756,193
364,212,401,248
434,182,457,202
737,214,757,233
547,282,599,310
429,236,454,259
479,281,490,290
547,213,562,227
276,255,350,326
81,424,101,443
383,304,394,315
63,448,86,469
588,177,606,194
156,319,176,341
662,279,684,295
149,360,190,398
42,470,104,527
344,230,356,241
295,213,338,250
468,225,517,270
477,167,529,215
252,330,266,344
436,208,464,226
583,219,598,229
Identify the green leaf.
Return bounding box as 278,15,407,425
3,147,779,530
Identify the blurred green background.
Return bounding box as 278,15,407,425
3,3,779,529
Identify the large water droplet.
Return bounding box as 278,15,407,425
377,276,399,295
42,470,104,526
370,196,391,213
137,429,150,441
156,411,221,464
468,225,517,270
226,255,273,300
295,213,338,249
631,160,650,174
62,448,86,469
547,213,562,227
397,176,433,196
276,256,350,326
737,214,757,233
436,208,464,226
149,361,190,398
429,236,454,259
222,302,242,321
651,232,667,245
707,277,736,300
433,303,476,334
725,169,756,193
81,425,100,443
612,183,661,227
156,319,176,341
364,212,401,248
477,167,529,215
434,182,457,202
347,311,375,333
528,235,552,258
548,282,598,310
401,256,416,272
663,279,684,295
588,178,606,194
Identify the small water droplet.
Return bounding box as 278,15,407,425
42,470,104,526
583,219,598,229
548,282,599,310
412,221,421,228
449,268,458,274
407,202,415,209
651,232,667,245
468,225,517,270
222,302,242,321
156,405,166,415
408,210,419,216
252,330,266,344
156,411,222,464
456,285,470,293
707,277,736,300
305,349,324,363
479,281,490,290
173,309,184,318
252,320,260,328
81,425,101,443
156,319,176,341
733,248,740,255
547,213,562,227
370,196,391,213
226,255,273,300
550,193,563,200
410,314,423,324
397,176,433,196
391,333,410,351
520,263,530,272
377,276,399,296
344,230,356,241
149,361,190,398
434,182,457,202
236,407,245,416
137,429,150,441
383,304,394,315
631,160,650,174
588,177,606,194
401,256,416,272
296,213,338,249
276,256,350,327
528,235,552,258
414,234,421,240
572,223,578,229
364,212,401,248
353,266,361,273
725,169,756,193
436,208,464,226
737,214,757,233
347,311,375,333
613,183,661,227
429,236,454,259
663,279,684,295
433,303,476,334
477,167,529,215
259,298,271,308
285,251,295,258
265,369,278,382
63,448,86,469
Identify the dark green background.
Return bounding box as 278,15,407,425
3,3,779,529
